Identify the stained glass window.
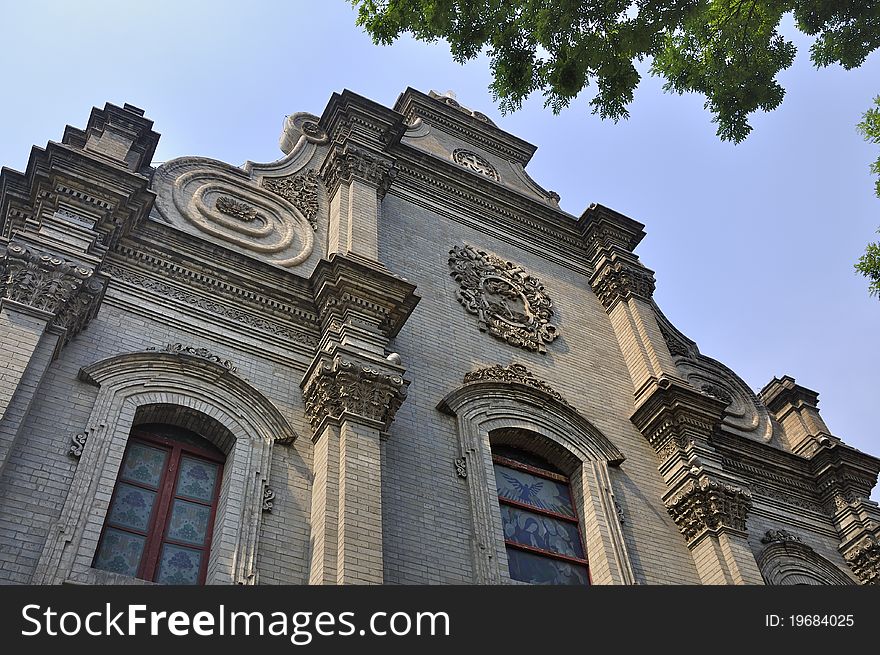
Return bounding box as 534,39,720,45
93,425,223,585
493,450,589,585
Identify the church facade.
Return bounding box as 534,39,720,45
0,88,878,586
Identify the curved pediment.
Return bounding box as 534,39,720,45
438,363,625,465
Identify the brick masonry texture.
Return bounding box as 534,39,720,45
0,89,878,587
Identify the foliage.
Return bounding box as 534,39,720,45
856,96,880,297
351,0,880,142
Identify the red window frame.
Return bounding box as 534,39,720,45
93,427,224,585
493,453,591,583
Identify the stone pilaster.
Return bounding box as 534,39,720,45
631,377,763,584
0,102,157,476
303,253,418,585
320,143,396,260
581,204,683,392
759,376,835,456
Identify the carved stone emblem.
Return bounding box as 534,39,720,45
452,149,499,181
216,196,260,222
464,363,569,406
261,170,320,230
700,383,733,406
665,477,752,544
449,244,559,352
454,457,468,478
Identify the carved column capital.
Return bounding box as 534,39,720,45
842,535,880,585
320,143,397,199
1,241,107,341
590,257,656,311
665,476,753,545
301,349,409,436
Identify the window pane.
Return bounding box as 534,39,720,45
176,456,219,502
106,483,157,531
166,499,212,546
93,528,146,577
501,505,585,559
507,547,589,585
156,544,203,585
120,442,168,488
494,464,575,517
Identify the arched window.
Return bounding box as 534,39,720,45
92,424,224,585
492,445,590,585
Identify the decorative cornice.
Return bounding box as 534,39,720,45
463,363,570,407
320,143,397,199
146,343,237,373
103,263,319,348
665,476,752,544
301,352,409,434
590,257,656,311
449,244,559,353
842,535,880,585
261,170,320,231
1,242,106,342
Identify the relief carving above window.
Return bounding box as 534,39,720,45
448,244,559,353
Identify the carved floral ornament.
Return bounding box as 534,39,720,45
452,149,499,181
1,241,106,340
261,170,320,231
463,363,570,407
301,356,409,433
146,342,237,373
665,477,752,544
449,244,559,353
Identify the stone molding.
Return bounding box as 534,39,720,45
449,244,559,353
320,143,397,199
301,351,408,434
665,476,752,544
758,537,856,585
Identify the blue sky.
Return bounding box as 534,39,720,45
2,2,878,495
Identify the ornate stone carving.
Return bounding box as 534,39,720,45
591,259,656,310
454,457,468,478
147,343,237,373
452,149,499,181
1,242,106,341
300,120,327,143
701,383,733,406
216,195,260,223
464,363,570,407
665,477,752,544
301,356,408,432
761,529,802,544
69,431,88,458
449,244,559,353
843,535,880,585
321,144,397,198
659,323,691,358
429,90,496,125
261,170,320,230
262,487,275,513
153,158,315,268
